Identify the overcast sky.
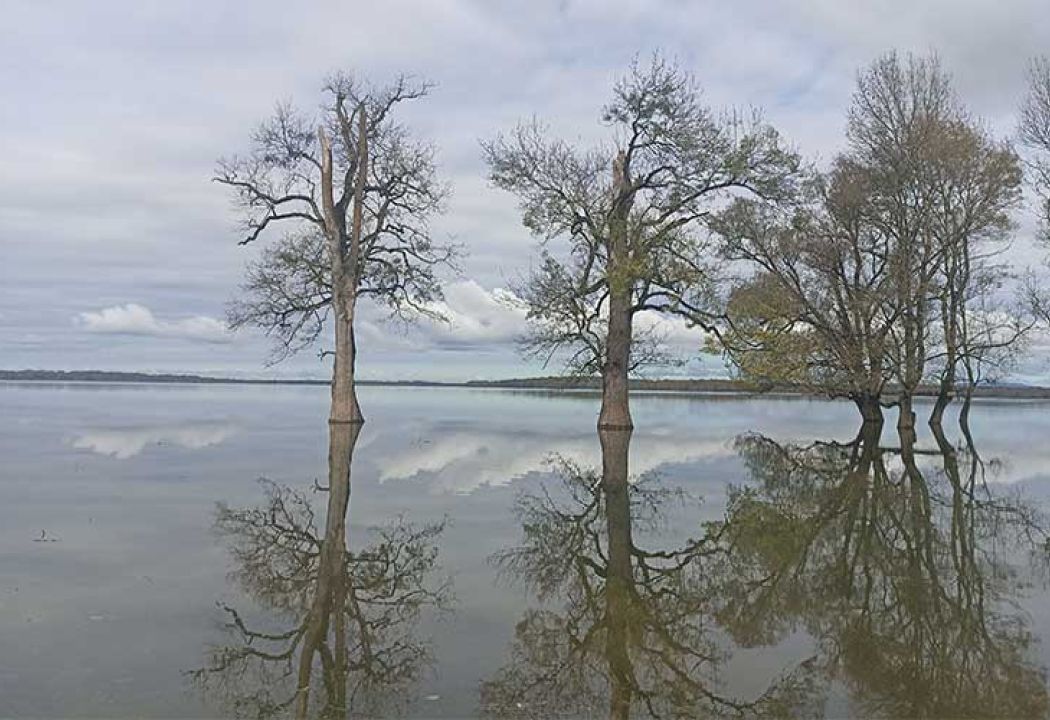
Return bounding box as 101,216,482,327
3,0,1050,381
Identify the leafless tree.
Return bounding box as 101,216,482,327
1021,56,1050,241
218,74,456,423
484,55,802,429
1019,56,1050,334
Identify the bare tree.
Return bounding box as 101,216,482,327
218,74,456,424
1019,56,1050,333
484,55,802,430
1021,56,1050,241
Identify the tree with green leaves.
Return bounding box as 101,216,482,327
717,53,1026,427
484,56,802,429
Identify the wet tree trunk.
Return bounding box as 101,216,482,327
599,152,634,431
600,427,634,720
854,393,884,424
929,379,952,428
897,393,916,433
959,387,974,433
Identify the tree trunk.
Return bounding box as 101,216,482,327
599,152,634,431
294,420,361,719
600,293,633,430
330,302,363,424
929,379,952,428
959,385,974,436
600,427,634,720
318,106,368,426
897,392,916,433
853,393,884,424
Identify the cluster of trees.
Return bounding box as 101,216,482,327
219,52,1050,430
717,54,1029,430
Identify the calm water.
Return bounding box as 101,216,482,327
2,382,1049,718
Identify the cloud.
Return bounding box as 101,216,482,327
355,280,528,353
76,304,232,344
4,0,1050,378
419,281,529,347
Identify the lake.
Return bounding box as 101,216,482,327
2,382,1049,718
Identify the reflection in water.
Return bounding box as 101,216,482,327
190,422,451,718
481,428,816,719
713,421,1050,718
71,421,238,458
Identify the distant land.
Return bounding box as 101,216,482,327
4,369,1050,399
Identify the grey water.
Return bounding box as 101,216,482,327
2,382,1049,718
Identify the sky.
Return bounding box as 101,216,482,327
3,0,1050,382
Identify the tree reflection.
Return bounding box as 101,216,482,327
713,420,1050,718
481,428,817,719
189,422,451,719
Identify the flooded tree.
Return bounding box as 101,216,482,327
1021,56,1050,240
218,75,456,424
718,53,1026,427
709,422,1050,718
484,55,802,430
189,422,451,719
480,428,817,719
1020,56,1050,329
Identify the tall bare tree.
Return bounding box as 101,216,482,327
484,56,802,430
218,74,456,424
1021,56,1050,241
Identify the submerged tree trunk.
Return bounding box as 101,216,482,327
294,420,361,719
853,393,884,424
599,152,634,431
897,392,916,433
600,427,634,720
929,379,952,428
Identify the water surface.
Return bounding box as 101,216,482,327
2,382,1048,717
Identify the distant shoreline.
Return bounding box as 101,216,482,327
4,369,1050,400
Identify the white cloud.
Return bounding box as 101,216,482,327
356,280,528,353
4,0,1050,378
76,304,232,344
419,280,528,347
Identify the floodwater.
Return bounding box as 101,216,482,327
2,381,1049,718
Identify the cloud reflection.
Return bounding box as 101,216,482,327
71,421,238,459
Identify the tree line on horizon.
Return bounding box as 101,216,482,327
216,51,1050,431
